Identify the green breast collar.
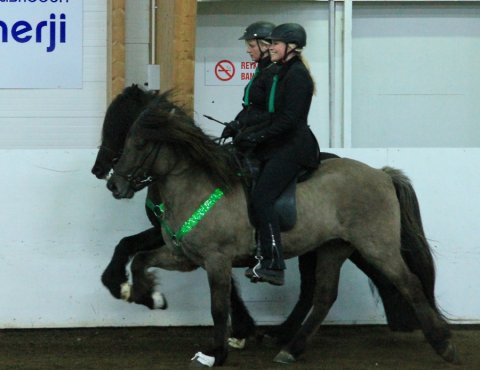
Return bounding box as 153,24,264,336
145,188,224,248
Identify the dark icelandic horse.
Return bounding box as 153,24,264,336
105,91,459,367
92,85,427,346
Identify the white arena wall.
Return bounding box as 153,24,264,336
0,148,479,328
0,1,479,328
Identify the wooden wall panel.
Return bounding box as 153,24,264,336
156,0,197,114
108,0,126,102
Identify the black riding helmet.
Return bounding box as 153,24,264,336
239,21,275,40
267,23,307,48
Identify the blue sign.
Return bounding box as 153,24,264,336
0,0,83,88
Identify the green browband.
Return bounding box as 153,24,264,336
145,188,224,248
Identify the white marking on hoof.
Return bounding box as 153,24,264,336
273,350,296,364
191,352,215,367
120,282,131,301
152,291,167,309
228,337,246,350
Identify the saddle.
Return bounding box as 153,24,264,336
241,151,339,232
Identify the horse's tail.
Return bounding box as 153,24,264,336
382,166,441,318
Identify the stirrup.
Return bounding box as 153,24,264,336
246,260,285,286
245,255,263,279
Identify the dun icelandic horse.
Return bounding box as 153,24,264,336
105,93,459,367
92,86,425,347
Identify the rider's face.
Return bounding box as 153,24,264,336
269,41,287,62
245,40,268,62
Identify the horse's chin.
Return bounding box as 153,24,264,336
112,188,135,199
107,178,136,199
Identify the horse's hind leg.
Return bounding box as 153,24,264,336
357,242,459,364
275,241,353,363
101,227,164,299
229,279,256,349
266,251,316,345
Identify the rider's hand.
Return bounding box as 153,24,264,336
233,131,263,150
220,120,241,139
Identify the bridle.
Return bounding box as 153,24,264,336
98,145,122,164
112,142,161,191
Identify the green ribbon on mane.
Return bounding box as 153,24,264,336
145,188,224,248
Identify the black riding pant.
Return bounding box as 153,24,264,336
250,151,301,270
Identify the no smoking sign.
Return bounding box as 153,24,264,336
204,57,255,86
214,60,236,81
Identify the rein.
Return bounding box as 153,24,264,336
146,188,224,249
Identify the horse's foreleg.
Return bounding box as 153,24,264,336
127,247,197,309
191,253,232,367
275,242,353,364
101,227,164,299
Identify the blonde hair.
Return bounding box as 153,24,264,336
293,48,317,96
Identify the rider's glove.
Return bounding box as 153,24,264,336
220,120,241,139
233,131,264,150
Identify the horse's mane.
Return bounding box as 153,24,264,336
134,92,239,190
102,84,158,144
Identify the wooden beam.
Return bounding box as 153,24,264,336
155,0,197,114
107,0,126,102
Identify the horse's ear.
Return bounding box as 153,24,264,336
123,84,145,100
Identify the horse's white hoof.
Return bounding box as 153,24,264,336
152,291,167,309
273,350,296,364
228,337,246,349
120,282,131,301
190,352,215,367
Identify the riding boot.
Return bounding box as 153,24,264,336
245,223,285,286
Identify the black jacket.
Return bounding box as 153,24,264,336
242,56,320,169
235,57,280,129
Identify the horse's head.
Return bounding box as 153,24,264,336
106,134,163,199
91,85,156,179
106,101,181,199
106,92,239,199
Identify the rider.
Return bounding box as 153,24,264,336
221,21,277,140
235,23,320,286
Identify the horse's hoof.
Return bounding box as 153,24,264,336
120,282,131,301
190,352,215,367
152,291,167,309
439,342,461,364
273,350,296,364
228,337,245,350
